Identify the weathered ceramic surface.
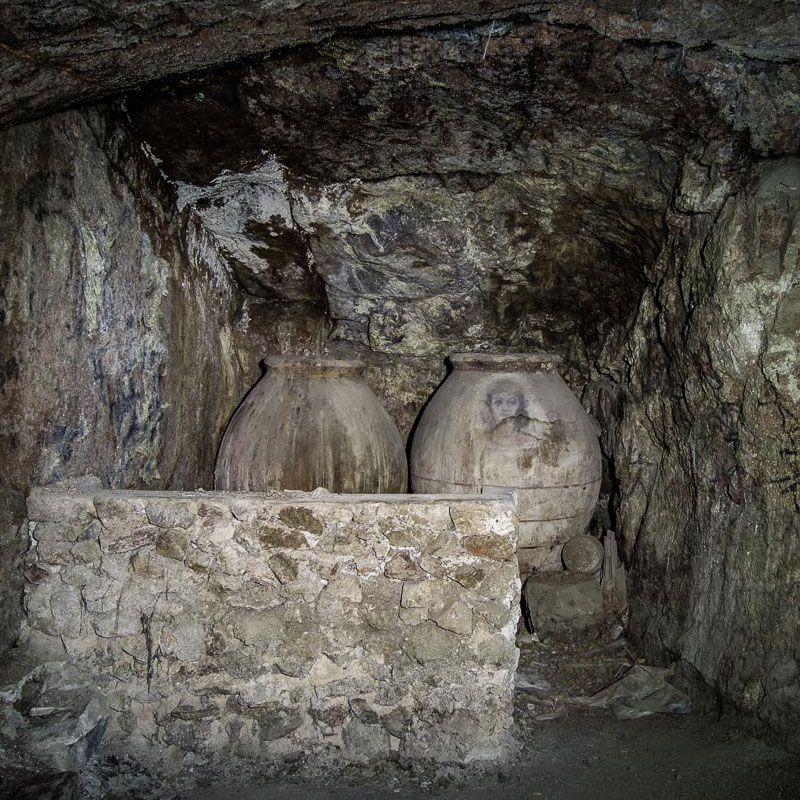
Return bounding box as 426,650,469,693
411,353,601,571
215,357,407,493
561,534,605,575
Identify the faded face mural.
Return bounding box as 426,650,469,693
482,380,537,448
490,391,521,422
486,380,526,424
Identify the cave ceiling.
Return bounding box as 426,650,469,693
118,16,777,364
4,2,798,367
2,1,798,132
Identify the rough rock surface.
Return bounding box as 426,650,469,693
13,488,519,786
0,110,249,492
1,2,798,130
120,18,736,434
611,158,800,751
0,110,265,647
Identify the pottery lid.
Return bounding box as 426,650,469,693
265,356,366,377
448,352,562,373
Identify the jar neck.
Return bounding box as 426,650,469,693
265,356,365,378
448,352,562,373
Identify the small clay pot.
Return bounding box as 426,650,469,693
215,356,407,493
561,534,604,575
410,352,601,574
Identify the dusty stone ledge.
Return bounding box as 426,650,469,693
11,488,520,778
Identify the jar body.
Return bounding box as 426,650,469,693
410,353,601,573
215,357,407,493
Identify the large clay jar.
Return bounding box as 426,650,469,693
215,356,407,493
410,352,601,574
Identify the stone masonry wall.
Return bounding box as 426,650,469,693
12,489,519,779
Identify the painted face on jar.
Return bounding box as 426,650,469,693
490,391,521,423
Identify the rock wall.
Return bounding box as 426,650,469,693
614,158,800,749
0,110,261,649
13,488,519,779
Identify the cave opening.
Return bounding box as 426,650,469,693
1,5,799,798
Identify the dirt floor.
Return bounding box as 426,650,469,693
193,636,800,800
195,713,800,800
4,636,799,799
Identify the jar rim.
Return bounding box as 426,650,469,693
448,352,562,372
265,356,365,375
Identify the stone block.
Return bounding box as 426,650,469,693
50,583,83,639
523,572,603,637
384,552,425,579
70,540,101,565
273,654,313,678
268,553,298,583
26,489,96,526
402,621,462,664
278,506,323,535
449,503,507,535
99,526,160,555
422,529,462,557
25,580,55,635
92,495,149,532
324,574,362,602
463,534,514,561
451,564,486,589
250,702,303,741
400,579,438,608
379,705,413,737
144,499,196,529
185,546,215,572
341,718,391,762
130,550,165,579
309,698,350,735
282,621,327,658
232,608,286,648
155,529,189,560
419,554,446,577
315,591,361,624
467,629,516,666
37,536,77,566
432,599,473,635
473,600,512,628
257,524,308,549
360,580,403,631
459,562,519,600
398,606,427,625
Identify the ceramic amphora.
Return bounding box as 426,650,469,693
215,356,407,493
410,352,601,574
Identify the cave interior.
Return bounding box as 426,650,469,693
1,2,799,796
